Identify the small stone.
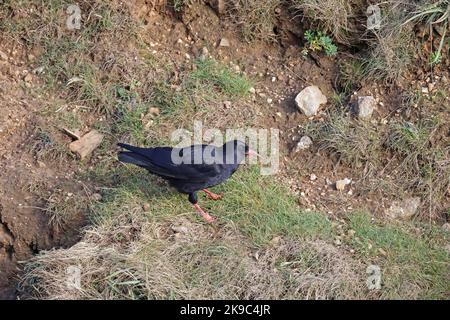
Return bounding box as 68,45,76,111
69,130,104,160
296,136,313,151
143,203,150,211
24,73,33,83
310,173,317,181
442,223,450,232
33,66,45,74
171,226,188,234
92,193,102,201
378,248,387,256
295,85,327,117
0,50,7,60
219,37,230,47
267,98,273,104
149,107,160,116
37,160,46,168
249,87,256,94
223,100,232,108
200,47,209,60
336,178,351,191
270,236,282,246
385,197,421,220
357,96,376,119
421,87,429,94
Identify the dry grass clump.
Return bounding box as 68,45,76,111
228,0,282,42
29,126,74,163
19,214,365,299
291,0,364,45
305,112,383,173
363,21,414,83
385,119,450,219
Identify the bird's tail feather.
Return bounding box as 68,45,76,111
118,151,150,168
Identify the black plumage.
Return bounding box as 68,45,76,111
118,140,250,222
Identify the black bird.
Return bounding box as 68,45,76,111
118,140,257,222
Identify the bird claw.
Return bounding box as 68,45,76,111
203,189,223,201
194,203,215,223
206,192,223,201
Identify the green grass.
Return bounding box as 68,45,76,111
88,164,332,246
348,212,450,299
190,58,253,98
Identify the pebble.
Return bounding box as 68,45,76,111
336,178,351,191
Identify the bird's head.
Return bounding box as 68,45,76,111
222,140,259,165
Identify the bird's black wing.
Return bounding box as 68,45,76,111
118,143,222,181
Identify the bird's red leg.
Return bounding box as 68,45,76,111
193,204,215,223
202,189,223,200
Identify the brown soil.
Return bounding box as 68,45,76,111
0,38,87,299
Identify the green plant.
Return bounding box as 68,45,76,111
303,30,338,56
403,1,449,66
291,0,360,45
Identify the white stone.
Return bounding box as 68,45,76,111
295,86,327,117
296,136,313,150
385,197,421,220
357,96,376,119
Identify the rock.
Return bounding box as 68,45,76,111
148,107,160,117
33,66,45,74
357,96,376,119
200,47,209,60
310,173,317,181
442,223,450,232
270,236,282,246
24,73,33,83
207,0,225,15
219,38,230,47
267,98,273,104
296,135,312,150
249,87,256,94
223,100,232,108
142,203,150,212
295,85,327,117
336,178,351,191
385,197,421,220
69,130,104,160
92,193,102,201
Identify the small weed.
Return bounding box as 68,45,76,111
303,30,337,56
190,58,253,98
292,0,361,45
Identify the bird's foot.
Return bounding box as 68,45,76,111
203,189,223,201
194,204,215,223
